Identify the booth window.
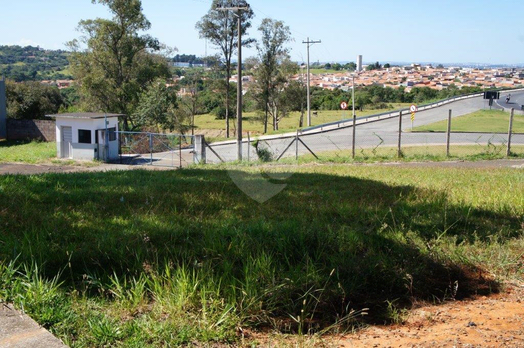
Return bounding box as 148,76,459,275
78,129,92,144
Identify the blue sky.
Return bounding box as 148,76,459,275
1,0,523,64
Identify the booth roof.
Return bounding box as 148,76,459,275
46,113,124,119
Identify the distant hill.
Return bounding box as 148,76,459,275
0,45,72,82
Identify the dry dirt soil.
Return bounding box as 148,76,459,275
250,284,524,347
330,283,524,348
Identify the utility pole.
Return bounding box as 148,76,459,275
352,74,356,158
217,6,249,161
302,38,321,127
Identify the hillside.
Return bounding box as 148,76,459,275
0,45,72,82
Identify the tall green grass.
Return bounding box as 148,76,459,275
285,144,524,165
0,165,522,346
0,140,56,163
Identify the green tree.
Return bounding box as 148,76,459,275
252,18,292,133
68,0,171,130
196,0,254,138
59,87,81,112
366,61,382,71
267,59,298,130
133,79,186,132
176,69,205,135
5,80,63,119
344,62,357,71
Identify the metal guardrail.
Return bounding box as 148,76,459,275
302,86,524,133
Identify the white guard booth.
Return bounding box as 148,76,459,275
46,113,123,161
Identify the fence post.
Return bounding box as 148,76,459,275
295,129,299,160
149,133,153,165
247,132,250,162
193,135,206,164
397,111,403,158
352,114,356,159
507,108,514,157
179,135,182,168
446,109,452,157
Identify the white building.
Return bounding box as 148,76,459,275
357,55,363,72
46,113,122,161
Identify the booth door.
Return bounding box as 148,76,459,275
61,126,72,158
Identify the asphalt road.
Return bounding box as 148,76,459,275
207,91,524,162
495,90,524,110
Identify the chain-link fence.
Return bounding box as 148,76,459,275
116,131,194,168
205,105,524,164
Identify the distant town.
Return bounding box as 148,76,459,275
45,64,524,94
300,64,524,92
230,61,524,93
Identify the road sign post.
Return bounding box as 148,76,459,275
340,101,348,121
410,104,418,130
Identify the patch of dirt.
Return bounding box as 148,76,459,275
330,283,524,347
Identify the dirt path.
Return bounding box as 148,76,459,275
330,284,524,348
0,162,172,175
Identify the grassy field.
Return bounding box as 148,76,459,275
285,144,524,164
195,103,411,139
0,164,522,346
0,140,56,163
412,109,524,133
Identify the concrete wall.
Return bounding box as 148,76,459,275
6,119,56,141
72,143,98,160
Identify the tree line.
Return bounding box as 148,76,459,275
0,45,72,82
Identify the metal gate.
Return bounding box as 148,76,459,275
115,131,194,168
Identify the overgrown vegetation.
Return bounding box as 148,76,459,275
0,140,56,163
0,165,522,346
